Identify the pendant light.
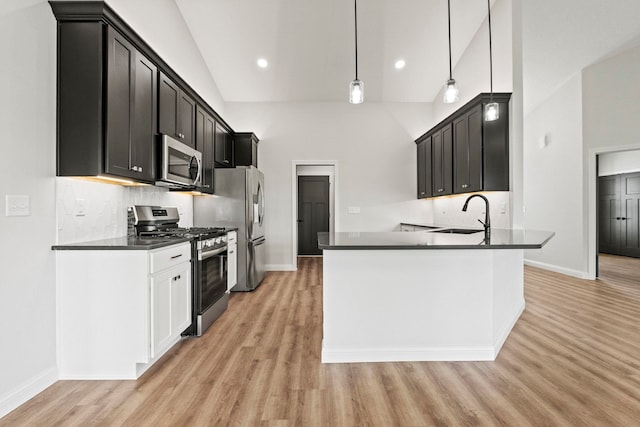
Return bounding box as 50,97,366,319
443,0,459,103
484,0,498,121
349,0,363,104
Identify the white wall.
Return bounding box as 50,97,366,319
523,74,586,277
107,0,225,115
598,150,640,176
0,1,58,417
225,102,434,270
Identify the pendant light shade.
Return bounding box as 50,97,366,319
444,79,459,103
485,102,499,121
349,0,363,104
484,0,498,121
443,0,459,104
350,79,364,104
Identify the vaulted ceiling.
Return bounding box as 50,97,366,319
176,0,493,103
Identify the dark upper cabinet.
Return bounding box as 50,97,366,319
453,105,483,193
416,136,432,198
234,133,259,168
56,22,156,183
159,72,196,148
432,124,453,196
105,27,157,181
195,106,215,194
414,93,511,199
215,123,234,167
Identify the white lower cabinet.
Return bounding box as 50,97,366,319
57,242,191,379
227,231,237,291
150,261,191,358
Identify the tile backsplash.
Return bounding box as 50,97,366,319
56,178,194,244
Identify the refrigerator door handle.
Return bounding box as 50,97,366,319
253,236,266,245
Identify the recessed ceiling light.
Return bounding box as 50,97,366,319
394,59,406,70
257,58,268,68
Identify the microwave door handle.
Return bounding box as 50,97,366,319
193,155,202,186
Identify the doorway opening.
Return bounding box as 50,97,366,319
291,162,338,268
591,148,640,278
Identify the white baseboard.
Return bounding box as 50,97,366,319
0,366,58,418
524,259,590,279
265,264,296,271
321,345,496,363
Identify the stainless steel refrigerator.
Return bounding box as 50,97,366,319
194,166,266,291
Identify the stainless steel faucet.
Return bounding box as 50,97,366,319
462,194,490,238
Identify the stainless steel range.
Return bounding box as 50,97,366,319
130,205,229,336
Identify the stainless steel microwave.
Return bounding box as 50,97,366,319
157,135,202,188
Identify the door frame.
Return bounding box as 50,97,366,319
291,161,339,269
588,144,640,279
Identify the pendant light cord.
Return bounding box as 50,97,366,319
354,0,359,80
487,0,493,101
447,0,453,80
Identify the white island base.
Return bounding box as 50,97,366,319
322,248,525,363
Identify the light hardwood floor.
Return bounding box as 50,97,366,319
2,254,639,426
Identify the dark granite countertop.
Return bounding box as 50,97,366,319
318,228,554,250
52,236,192,251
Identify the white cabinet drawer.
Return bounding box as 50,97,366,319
149,243,191,274
227,230,237,243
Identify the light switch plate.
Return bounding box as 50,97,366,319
5,195,30,217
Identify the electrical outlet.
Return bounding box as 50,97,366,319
5,195,30,217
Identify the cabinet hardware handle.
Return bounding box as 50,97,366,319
438,189,443,192
173,275,181,281
229,250,234,254
616,217,621,220
224,160,229,164
621,217,627,220
138,166,143,173
170,254,183,259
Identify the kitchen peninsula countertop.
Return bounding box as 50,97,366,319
52,236,192,251
318,228,554,250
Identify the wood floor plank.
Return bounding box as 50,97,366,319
2,254,640,426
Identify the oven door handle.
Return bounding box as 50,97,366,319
199,246,227,261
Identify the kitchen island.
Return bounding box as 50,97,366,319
318,228,554,363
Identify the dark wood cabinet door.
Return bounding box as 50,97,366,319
215,123,234,167
417,137,432,198
432,125,452,196
196,106,215,193
105,27,133,179
453,106,483,193
234,133,259,167
105,27,156,182
158,73,179,139
130,51,157,181
178,92,196,148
